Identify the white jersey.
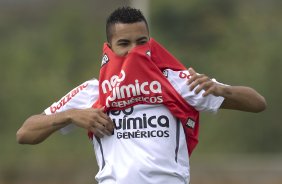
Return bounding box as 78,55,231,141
45,69,224,184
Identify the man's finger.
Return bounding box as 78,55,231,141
187,68,200,85
98,110,113,122
96,118,113,136
90,128,104,138
188,67,196,75
96,112,114,129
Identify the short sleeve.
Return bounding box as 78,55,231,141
44,78,99,133
165,69,225,113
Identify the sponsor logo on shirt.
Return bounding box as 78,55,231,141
110,107,170,139
50,83,89,113
101,70,163,108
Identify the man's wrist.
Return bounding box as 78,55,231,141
51,111,72,127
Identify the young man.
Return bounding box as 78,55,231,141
17,7,266,184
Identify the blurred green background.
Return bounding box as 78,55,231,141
1,0,281,183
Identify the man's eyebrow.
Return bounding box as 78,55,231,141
136,37,148,41
117,39,130,43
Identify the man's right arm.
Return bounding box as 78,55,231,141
16,108,114,144
17,79,114,145
16,111,70,144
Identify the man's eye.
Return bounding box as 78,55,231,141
137,40,148,45
118,42,129,46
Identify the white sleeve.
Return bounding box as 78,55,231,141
44,78,99,133
165,69,225,113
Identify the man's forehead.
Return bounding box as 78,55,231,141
110,22,149,40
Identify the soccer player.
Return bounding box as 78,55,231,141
17,7,266,184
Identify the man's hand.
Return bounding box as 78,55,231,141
66,108,114,138
17,108,114,144
187,68,224,97
187,68,266,112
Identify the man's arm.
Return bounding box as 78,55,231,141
215,85,266,112
16,108,114,144
187,68,266,112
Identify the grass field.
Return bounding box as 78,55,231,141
1,154,282,184
190,155,282,184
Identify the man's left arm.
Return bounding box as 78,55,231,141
187,68,267,113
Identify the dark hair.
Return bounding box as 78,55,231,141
106,6,149,42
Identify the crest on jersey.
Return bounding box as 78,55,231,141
186,118,195,129
163,70,168,78
101,54,109,67
146,50,151,57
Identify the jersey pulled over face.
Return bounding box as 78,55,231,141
108,22,149,56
